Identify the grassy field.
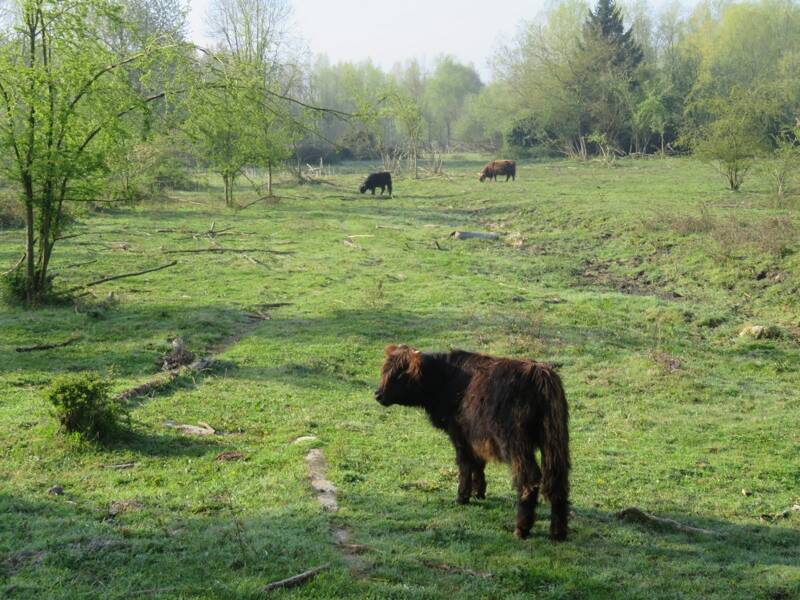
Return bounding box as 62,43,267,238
1,157,799,599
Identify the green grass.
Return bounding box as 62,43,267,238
1,157,799,599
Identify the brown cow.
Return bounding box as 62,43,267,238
374,345,570,541
479,159,516,182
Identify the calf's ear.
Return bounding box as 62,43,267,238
384,344,399,356
407,349,423,378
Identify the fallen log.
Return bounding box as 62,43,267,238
450,231,499,241
617,506,716,536
15,336,81,353
263,564,330,593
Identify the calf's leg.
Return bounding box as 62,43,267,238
471,459,487,499
512,455,542,539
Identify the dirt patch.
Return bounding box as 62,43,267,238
304,448,367,573
580,258,683,300
649,350,682,373
306,449,339,512
3,550,46,575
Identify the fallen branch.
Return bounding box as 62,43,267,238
237,196,281,211
2,253,25,276
616,506,716,536
116,370,180,402
164,248,292,255
114,357,217,402
15,336,81,353
450,231,499,241
240,254,271,269
263,564,330,593
64,261,178,294
103,462,137,470
60,259,98,270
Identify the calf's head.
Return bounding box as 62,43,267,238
359,183,368,193
478,171,487,182
374,344,424,407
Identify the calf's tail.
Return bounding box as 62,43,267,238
532,365,570,508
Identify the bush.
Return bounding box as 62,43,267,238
46,373,126,441
0,269,28,306
1,267,64,308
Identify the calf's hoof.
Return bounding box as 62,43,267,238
549,527,567,541
473,491,486,500
513,527,530,539
456,495,470,505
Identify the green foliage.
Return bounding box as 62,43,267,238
687,91,771,191
423,56,483,146
767,129,800,205
0,269,28,306
1,266,60,307
0,0,188,304
45,373,126,441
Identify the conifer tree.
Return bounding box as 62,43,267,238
583,0,643,70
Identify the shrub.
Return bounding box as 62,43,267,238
46,373,126,441
0,269,29,306
1,267,63,307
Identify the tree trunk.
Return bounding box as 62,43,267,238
267,159,273,197
24,196,35,305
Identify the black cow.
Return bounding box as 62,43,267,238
360,172,392,197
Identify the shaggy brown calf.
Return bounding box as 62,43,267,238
374,345,570,540
359,171,392,196
479,159,516,182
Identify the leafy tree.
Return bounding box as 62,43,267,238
198,0,302,201
0,0,182,305
688,90,771,191
635,84,669,154
423,56,483,147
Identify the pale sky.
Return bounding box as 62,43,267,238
187,0,550,80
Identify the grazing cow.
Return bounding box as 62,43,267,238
359,171,392,197
479,160,516,182
374,345,570,541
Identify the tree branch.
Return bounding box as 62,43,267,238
63,260,178,293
